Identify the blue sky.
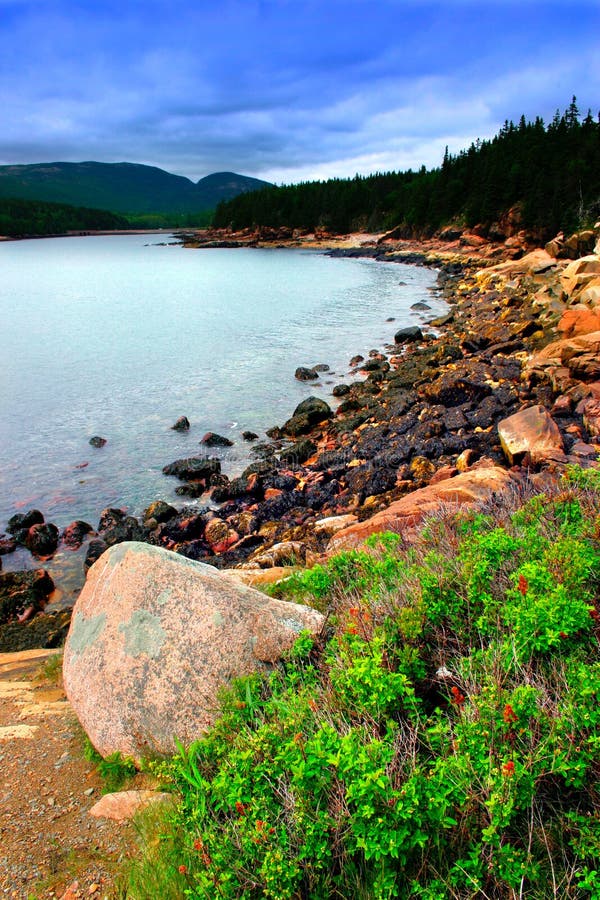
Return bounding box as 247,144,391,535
0,0,598,184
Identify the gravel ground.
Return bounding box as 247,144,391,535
0,649,137,900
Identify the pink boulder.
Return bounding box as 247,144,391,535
63,542,323,762
327,467,521,553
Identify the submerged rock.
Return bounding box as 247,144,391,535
25,522,59,557
171,416,190,432
200,432,234,447
63,542,324,761
89,436,107,448
294,366,319,381
7,510,44,534
394,325,423,344
0,569,55,625
162,456,221,482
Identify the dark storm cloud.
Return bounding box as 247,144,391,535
0,0,598,182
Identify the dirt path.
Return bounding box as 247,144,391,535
0,649,137,900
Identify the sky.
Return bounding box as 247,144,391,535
0,0,599,185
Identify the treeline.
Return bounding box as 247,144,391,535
213,98,600,237
0,196,129,237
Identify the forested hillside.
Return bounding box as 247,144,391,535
0,162,271,216
0,196,128,236
213,99,600,237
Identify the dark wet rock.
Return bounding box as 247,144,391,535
422,373,492,407
0,569,54,625
332,383,351,397
411,301,431,311
201,432,234,447
295,366,319,381
314,450,351,473
242,431,259,441
279,439,317,466
394,325,423,344
163,456,221,482
242,459,276,479
98,507,126,532
264,473,300,492
89,436,107,448
360,358,390,373
143,501,178,526
175,540,213,562
158,512,206,543
0,537,17,555
336,397,361,414
428,313,455,327
62,520,93,549
251,441,278,458
464,396,503,429
349,355,364,366
85,539,108,572
265,425,284,440
212,475,264,503
175,483,207,498
102,516,146,548
312,364,330,372
171,415,190,431
0,608,71,653
283,397,333,436
25,523,59,557
293,396,333,422
346,463,397,500
7,510,44,534
443,407,469,431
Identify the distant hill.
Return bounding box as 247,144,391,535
0,162,272,215
0,196,128,236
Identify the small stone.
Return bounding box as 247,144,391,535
84,787,94,796
89,436,107,448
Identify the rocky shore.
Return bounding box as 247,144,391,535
2,224,600,651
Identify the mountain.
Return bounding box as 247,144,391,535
0,162,272,215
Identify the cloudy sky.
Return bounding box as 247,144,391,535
0,0,598,184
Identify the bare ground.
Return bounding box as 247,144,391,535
0,649,138,900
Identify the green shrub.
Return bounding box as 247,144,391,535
127,467,600,898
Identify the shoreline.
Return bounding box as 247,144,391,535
2,229,600,650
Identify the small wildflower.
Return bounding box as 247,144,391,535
502,761,515,777
235,801,247,816
559,631,568,639
503,704,518,725
193,838,204,851
450,686,465,707
517,574,528,596
178,864,188,874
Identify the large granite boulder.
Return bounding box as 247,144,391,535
498,405,564,466
327,467,521,553
63,542,323,762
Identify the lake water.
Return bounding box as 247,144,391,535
0,235,442,538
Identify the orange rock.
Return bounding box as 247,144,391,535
327,467,521,553
498,405,564,465
264,488,283,500
558,307,600,338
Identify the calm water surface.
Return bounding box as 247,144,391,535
0,235,443,540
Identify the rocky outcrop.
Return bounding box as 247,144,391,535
63,542,324,761
498,405,564,466
327,467,522,553
171,416,190,431
0,570,55,625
